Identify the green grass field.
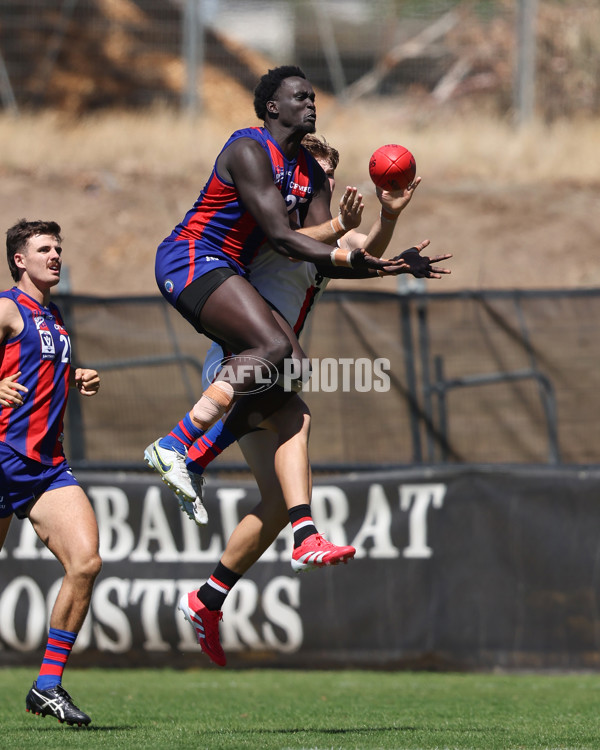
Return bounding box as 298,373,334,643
2,668,600,749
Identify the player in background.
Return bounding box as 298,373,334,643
145,65,414,574
172,136,452,667
0,219,101,726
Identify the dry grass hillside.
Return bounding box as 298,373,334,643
0,103,599,296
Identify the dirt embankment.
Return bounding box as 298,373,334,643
1,168,598,296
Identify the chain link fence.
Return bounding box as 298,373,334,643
1,1,598,120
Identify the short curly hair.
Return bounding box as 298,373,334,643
253,65,307,120
6,218,62,282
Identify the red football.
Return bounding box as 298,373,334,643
368,144,416,192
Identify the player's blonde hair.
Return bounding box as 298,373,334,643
301,134,339,172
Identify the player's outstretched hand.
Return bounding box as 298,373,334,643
350,248,411,274
391,240,453,279
75,368,100,397
0,371,28,407
376,175,422,216
338,186,364,231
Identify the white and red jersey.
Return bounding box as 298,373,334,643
249,244,329,337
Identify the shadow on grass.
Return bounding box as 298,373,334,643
206,726,412,735
200,725,509,736
21,725,417,735
18,724,137,732
18,719,510,737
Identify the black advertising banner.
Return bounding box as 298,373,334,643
1,466,600,670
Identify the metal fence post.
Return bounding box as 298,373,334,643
514,0,538,125
0,45,18,113
399,294,422,464
182,0,204,115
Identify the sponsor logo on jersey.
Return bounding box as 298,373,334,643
273,166,285,186
289,181,312,195
33,315,49,331
39,329,55,359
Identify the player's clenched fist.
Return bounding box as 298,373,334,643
73,368,100,396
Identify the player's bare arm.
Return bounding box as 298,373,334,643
221,137,335,260
303,155,363,231
342,178,423,258
0,297,24,341
296,186,361,243
297,163,333,229
222,139,405,272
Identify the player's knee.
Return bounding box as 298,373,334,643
262,337,293,368
292,396,311,421
293,403,311,435
275,400,311,442
91,553,103,579
76,552,102,582
253,504,289,540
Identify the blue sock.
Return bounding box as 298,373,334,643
37,627,77,690
186,420,236,474
159,411,204,454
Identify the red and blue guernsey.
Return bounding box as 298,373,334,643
0,288,71,465
155,126,318,304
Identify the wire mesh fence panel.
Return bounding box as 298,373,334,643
59,288,600,470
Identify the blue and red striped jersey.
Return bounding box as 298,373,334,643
155,127,318,301
0,288,71,465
